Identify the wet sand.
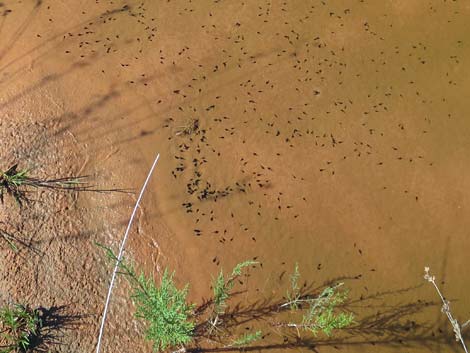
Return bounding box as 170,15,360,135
1,1,470,352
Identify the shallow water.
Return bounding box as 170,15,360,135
1,0,470,352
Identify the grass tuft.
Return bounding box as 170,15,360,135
0,164,129,206
0,303,42,353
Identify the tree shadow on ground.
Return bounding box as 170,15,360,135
187,278,460,353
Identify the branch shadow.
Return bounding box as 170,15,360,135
60,38,306,153
0,0,42,63
0,3,133,87
187,277,459,353
0,59,94,111
0,220,41,255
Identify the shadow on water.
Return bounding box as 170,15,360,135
0,5,140,118
0,0,42,63
0,3,133,86
50,40,305,153
186,278,460,353
50,88,122,136
0,60,94,111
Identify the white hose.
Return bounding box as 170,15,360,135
95,153,160,353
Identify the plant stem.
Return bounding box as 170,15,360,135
280,298,317,308
424,267,469,353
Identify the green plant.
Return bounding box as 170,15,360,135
229,330,262,347
99,243,353,352
0,303,42,353
281,265,354,337
0,165,30,205
212,260,257,316
0,229,18,252
133,269,195,351
0,164,84,206
209,260,257,335
98,244,195,352
0,164,126,206
286,262,301,309
99,243,261,352
299,284,354,336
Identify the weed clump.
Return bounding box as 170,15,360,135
175,119,199,137
0,164,127,206
211,260,257,323
281,263,354,336
0,164,84,206
0,303,42,353
99,244,195,351
99,245,354,352
132,269,195,351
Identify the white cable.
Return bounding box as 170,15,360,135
95,153,160,353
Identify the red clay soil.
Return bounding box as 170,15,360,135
1,1,470,353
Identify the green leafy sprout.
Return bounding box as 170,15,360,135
0,303,42,353
132,269,195,351
0,229,18,252
99,243,353,351
229,330,262,347
1,164,125,206
212,261,257,321
97,243,195,352
282,264,354,336
0,165,30,206
300,284,354,336
286,262,301,310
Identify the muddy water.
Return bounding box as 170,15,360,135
1,0,470,352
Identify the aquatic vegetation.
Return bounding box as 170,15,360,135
228,330,262,347
424,267,470,353
280,264,354,337
283,284,354,336
285,262,301,309
132,269,195,351
99,243,259,352
0,303,42,353
175,118,199,137
211,260,258,321
98,244,195,351
99,243,353,352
